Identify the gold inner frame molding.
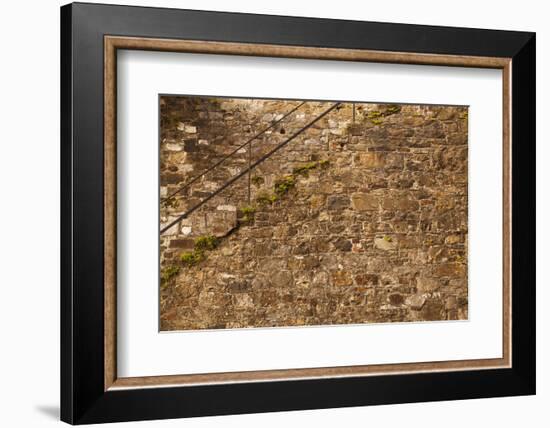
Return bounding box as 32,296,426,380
104,35,512,391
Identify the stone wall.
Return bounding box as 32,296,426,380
159,96,468,331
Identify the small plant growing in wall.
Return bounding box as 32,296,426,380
251,176,264,186
180,250,205,266
365,105,402,125
292,162,318,177
256,192,277,205
385,105,402,115
178,235,220,268
274,175,296,196
194,235,219,251
239,205,256,223
160,265,180,286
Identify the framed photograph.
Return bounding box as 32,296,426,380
60,2,535,424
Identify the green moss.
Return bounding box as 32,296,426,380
251,176,264,186
383,235,393,243
385,105,402,115
274,175,295,195
194,235,219,251
180,250,205,266
371,118,383,125
292,162,318,176
256,191,274,205
319,159,330,168
366,110,384,125
161,265,180,284
239,205,256,216
239,205,256,223
367,110,382,119
177,235,218,268
365,105,401,126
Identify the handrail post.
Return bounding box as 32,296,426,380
247,139,252,204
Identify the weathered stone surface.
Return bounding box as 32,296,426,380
433,263,465,277
162,172,184,185
354,274,379,286
416,276,441,293
445,234,462,244
351,193,378,211
333,238,352,252
445,296,458,310
406,294,426,310
374,237,397,251
420,300,445,321
217,204,237,212
169,238,195,249
166,143,182,151
327,195,350,211
381,195,419,211
389,293,404,306
159,97,468,331
354,152,385,168
331,271,353,286
270,271,293,288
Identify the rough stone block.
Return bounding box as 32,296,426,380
327,195,350,211
169,238,195,250
374,237,397,251
416,276,441,292
331,271,353,286
354,152,385,168
351,193,379,211
406,294,426,310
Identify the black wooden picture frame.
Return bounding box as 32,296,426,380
61,2,535,424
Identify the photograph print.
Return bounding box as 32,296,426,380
159,95,468,332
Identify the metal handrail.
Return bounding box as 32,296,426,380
160,102,340,235
161,101,306,203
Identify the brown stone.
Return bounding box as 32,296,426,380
327,195,350,211
169,238,195,249
351,193,379,211
270,271,293,288
445,296,458,310
420,300,445,321
381,196,419,211
333,238,352,252
433,263,465,277
354,152,385,168
416,276,441,292
388,293,404,306
331,271,353,286
436,107,458,121
161,172,184,185
183,138,198,152
374,237,397,251
354,274,378,286
445,234,463,244
406,294,426,310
